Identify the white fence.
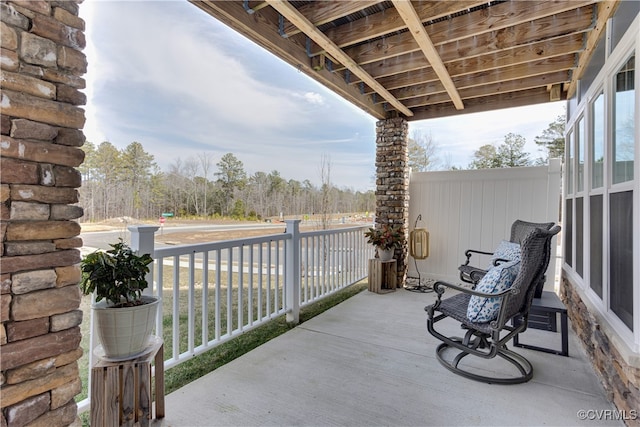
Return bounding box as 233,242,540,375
408,159,562,288
78,220,373,413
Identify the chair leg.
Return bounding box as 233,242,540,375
435,342,533,384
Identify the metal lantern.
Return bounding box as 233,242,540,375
410,228,429,259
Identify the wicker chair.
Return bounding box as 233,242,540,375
425,225,561,384
458,219,555,297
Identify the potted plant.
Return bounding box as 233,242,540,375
80,239,159,359
364,223,403,261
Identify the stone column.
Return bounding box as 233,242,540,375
1,1,86,425
375,117,409,287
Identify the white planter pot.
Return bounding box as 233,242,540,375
377,248,394,261
93,295,159,359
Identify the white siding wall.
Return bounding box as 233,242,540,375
408,159,562,288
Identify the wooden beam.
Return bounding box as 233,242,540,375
378,54,577,93
342,5,595,67
320,1,488,53
312,0,595,56
265,0,413,117
356,32,584,83
401,71,570,108
410,88,561,122
566,1,621,98
282,1,383,38
392,0,463,110
189,0,387,119
394,69,570,104
550,84,562,101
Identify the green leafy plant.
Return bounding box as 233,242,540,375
364,224,403,250
79,239,153,307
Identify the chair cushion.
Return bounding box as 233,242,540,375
490,240,521,265
467,260,520,322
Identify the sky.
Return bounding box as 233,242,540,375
80,1,566,192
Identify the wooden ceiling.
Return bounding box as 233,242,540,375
190,1,620,121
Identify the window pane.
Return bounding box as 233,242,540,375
609,191,633,330
591,92,605,189
577,118,585,192
567,132,574,194
612,54,635,184
590,195,603,298
576,197,584,277
565,199,573,267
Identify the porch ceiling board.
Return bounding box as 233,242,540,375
356,32,584,88
191,0,618,121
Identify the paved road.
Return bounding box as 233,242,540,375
80,223,284,251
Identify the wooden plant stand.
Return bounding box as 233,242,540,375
91,336,165,427
368,259,397,293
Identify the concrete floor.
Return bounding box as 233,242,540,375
157,287,619,426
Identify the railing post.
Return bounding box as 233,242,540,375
285,219,301,323
128,225,159,296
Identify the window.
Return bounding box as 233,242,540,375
577,117,585,192
565,24,637,342
564,199,573,268
576,198,584,277
609,191,634,330
589,195,603,298
567,131,574,194
612,54,635,184
591,92,605,189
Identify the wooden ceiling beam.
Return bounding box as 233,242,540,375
320,1,487,51
375,53,577,95
281,1,383,38
311,0,595,56
395,68,571,104
401,71,570,108
410,87,560,122
391,0,463,110
341,5,595,68
265,0,413,117
566,1,621,98
356,32,584,83
190,0,387,119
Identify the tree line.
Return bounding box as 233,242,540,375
79,142,376,222
80,113,564,222
408,113,565,172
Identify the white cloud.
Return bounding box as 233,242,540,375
301,92,325,105
91,2,301,131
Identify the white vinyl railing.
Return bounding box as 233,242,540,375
78,220,373,413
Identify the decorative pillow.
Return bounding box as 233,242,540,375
489,240,521,266
467,260,520,323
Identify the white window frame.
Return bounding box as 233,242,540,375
563,14,639,352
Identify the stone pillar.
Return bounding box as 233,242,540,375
1,1,87,425
375,117,409,287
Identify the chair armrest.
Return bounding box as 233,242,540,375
433,280,518,298
491,257,511,267
431,280,519,311
462,248,494,266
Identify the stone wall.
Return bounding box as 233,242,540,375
374,117,409,286
1,0,86,425
561,277,640,427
